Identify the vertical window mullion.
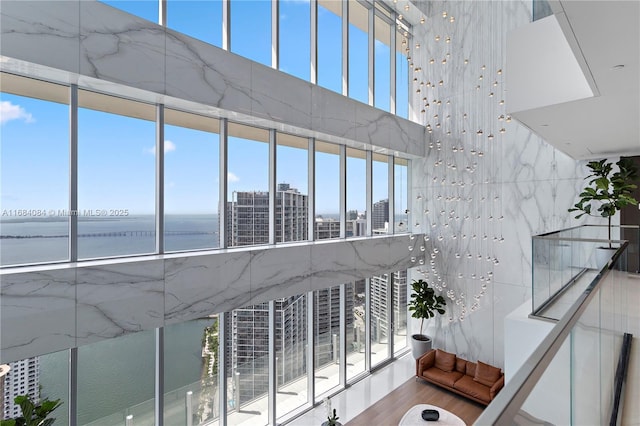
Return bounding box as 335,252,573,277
368,4,374,106
388,155,395,235
158,0,166,25
339,145,346,239
272,0,279,69
366,150,372,237
310,0,318,84
390,13,397,115
308,138,316,241
339,284,347,388
365,277,371,372
69,348,78,426
387,274,393,359
219,119,229,248
223,0,231,50
69,84,78,262
219,312,228,426
407,160,412,233
269,130,277,245
341,1,349,96
307,291,315,403
268,301,277,426
155,327,164,426
156,104,164,254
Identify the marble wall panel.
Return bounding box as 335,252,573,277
251,64,312,130
309,240,357,291
164,253,224,326
249,244,312,305
75,259,164,346
164,29,253,115
0,267,76,364
0,1,81,75
79,1,165,95
310,86,357,142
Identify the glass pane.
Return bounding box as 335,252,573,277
392,270,408,354
78,93,156,259
164,110,220,252
395,29,409,119
0,87,69,266
230,0,271,66
167,0,223,47
372,154,389,235
374,15,390,112
279,0,310,81
314,142,340,240
317,0,342,93
346,148,365,238
346,280,366,382
394,159,408,233
100,0,159,23
348,0,369,103
226,304,270,426
370,274,390,366
276,295,308,420
3,351,69,425
227,123,269,247
276,133,308,243
314,285,341,399
78,330,155,425
164,317,220,425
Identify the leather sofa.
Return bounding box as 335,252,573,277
415,349,504,406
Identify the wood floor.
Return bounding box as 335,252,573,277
346,377,485,426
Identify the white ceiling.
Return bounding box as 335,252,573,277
511,0,640,160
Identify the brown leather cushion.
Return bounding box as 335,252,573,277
418,350,435,373
466,361,477,377
453,375,491,403
434,349,456,372
424,368,464,387
455,357,467,373
474,360,502,387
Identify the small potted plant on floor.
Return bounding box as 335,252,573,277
321,397,342,426
408,279,446,359
569,158,638,265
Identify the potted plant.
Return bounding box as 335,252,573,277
321,398,341,426
569,158,638,265
408,279,446,358
0,395,62,426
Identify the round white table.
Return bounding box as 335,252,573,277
398,404,466,426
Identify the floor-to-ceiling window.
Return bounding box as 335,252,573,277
395,25,410,119
370,273,391,367
346,148,366,237
227,123,270,247
164,110,220,252
313,285,342,399
372,153,390,234
315,141,341,240
348,0,370,104
99,0,158,23
0,77,69,266
167,0,223,47
394,157,409,233
279,0,311,81
374,10,391,112
317,0,343,94
346,280,367,382
276,133,309,243
230,0,272,67
78,91,156,259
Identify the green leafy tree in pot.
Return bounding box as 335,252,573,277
569,158,639,248
0,395,62,426
408,279,446,357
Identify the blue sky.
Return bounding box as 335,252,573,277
0,0,408,216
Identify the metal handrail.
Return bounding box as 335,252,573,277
475,241,629,425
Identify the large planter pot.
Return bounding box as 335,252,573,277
595,246,618,269
411,334,432,359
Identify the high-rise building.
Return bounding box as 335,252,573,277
0,364,9,421
372,199,389,232
2,358,39,420
314,217,340,240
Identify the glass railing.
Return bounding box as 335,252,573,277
532,225,639,319
477,239,637,425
